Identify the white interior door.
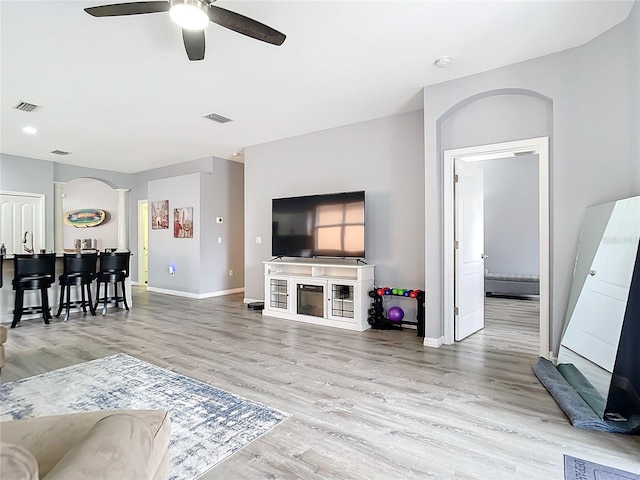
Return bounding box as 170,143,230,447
0,192,45,254
561,197,640,372
454,160,485,341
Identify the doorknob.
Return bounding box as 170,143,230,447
588,269,596,276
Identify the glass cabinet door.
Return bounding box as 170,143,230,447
328,281,356,321
268,277,289,311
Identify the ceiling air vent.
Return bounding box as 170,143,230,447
204,112,232,124
50,150,70,156
14,101,40,112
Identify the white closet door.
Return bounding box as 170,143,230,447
0,192,45,254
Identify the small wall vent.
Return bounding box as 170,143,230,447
204,112,232,123
50,150,70,156
14,101,40,112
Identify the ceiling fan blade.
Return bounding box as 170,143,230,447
84,1,170,17
182,29,205,61
207,5,286,46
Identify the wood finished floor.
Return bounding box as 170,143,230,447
2,289,639,479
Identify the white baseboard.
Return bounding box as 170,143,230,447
243,298,263,304
423,336,444,348
146,287,244,299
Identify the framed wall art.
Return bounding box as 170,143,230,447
174,207,193,238
151,200,169,230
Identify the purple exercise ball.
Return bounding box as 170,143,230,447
388,306,404,322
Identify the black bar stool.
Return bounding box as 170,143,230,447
56,253,98,322
11,253,56,328
95,251,131,315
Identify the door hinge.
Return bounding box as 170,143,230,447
454,240,459,249
454,174,459,183
454,306,459,315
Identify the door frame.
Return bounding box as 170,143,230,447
443,137,550,358
137,199,148,286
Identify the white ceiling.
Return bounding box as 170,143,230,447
0,0,634,173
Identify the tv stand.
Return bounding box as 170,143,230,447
263,260,375,331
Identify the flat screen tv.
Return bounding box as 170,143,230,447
272,191,365,259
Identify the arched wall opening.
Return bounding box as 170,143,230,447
424,88,553,353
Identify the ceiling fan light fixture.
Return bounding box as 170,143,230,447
169,0,209,31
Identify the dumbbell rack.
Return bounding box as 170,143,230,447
368,288,425,337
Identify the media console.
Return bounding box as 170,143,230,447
263,260,375,331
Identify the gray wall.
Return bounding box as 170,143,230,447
199,158,245,293
1,154,135,251
148,173,202,293
1,153,244,296
134,157,244,294
62,178,120,251
475,155,539,276
1,154,56,249
423,4,639,354
244,110,425,308
54,163,132,189
130,157,215,280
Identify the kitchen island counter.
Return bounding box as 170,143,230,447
0,253,133,325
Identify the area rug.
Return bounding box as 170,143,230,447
0,353,289,480
565,455,640,480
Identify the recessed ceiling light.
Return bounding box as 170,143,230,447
434,56,453,68
22,126,38,134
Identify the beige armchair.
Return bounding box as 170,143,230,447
0,326,7,371
1,410,171,480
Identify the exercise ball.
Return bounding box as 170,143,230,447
388,306,404,322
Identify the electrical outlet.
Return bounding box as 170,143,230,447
216,217,223,224
168,266,174,275
218,237,223,244
256,236,262,244
229,269,233,276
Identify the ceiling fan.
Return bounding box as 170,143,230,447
84,0,286,61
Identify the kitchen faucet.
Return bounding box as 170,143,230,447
23,230,34,254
